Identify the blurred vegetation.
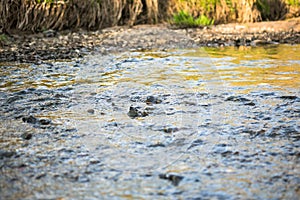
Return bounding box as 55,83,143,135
0,0,299,32
0,34,8,41
287,0,300,5
172,10,214,27
35,0,57,3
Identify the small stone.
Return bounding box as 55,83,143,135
35,173,46,179
146,96,162,105
43,29,57,37
127,106,139,118
22,116,38,124
6,96,22,104
244,101,256,106
78,175,90,183
87,109,95,114
0,150,15,158
159,173,184,186
225,96,251,102
141,111,149,117
163,127,179,133
39,119,51,125
251,39,271,46
279,95,298,100
21,133,32,140
89,158,101,164
148,143,165,148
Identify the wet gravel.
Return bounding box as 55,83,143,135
0,46,299,199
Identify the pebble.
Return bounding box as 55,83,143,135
21,132,32,140
0,150,15,158
22,116,38,124
87,109,95,114
159,173,184,186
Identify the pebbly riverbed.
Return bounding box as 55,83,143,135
1,17,300,63
0,44,300,199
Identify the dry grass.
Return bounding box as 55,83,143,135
0,0,299,32
167,0,292,24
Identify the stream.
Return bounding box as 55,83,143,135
1,44,299,199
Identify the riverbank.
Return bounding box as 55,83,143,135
1,17,300,63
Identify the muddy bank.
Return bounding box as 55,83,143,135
1,18,300,63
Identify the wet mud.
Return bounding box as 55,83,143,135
0,45,300,199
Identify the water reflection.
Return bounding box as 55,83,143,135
1,44,299,94
198,45,300,92
0,62,77,92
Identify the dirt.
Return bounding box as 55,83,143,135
1,18,300,63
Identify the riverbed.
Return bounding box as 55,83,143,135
1,44,299,199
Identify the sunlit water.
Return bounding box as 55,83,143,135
0,44,299,199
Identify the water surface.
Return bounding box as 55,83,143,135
0,44,299,199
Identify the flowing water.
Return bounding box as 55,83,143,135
0,44,299,199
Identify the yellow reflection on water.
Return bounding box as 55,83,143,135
183,45,300,92
1,44,299,93
221,65,299,88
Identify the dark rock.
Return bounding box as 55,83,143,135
89,158,101,164
6,96,23,104
22,116,52,126
159,173,184,186
146,96,162,105
64,128,77,132
163,127,179,133
0,150,15,158
43,29,57,37
148,143,166,148
141,111,149,117
263,117,272,120
279,95,298,100
225,96,251,102
127,106,139,118
21,132,32,140
87,109,95,114
244,101,256,106
221,150,239,157
35,173,46,179
39,119,51,125
127,105,148,118
22,116,38,124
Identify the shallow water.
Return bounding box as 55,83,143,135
0,44,299,199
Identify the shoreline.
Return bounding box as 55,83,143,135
1,18,300,63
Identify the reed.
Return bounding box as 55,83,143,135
0,0,299,32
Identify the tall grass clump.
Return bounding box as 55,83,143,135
172,10,214,27
0,0,299,32
0,0,160,32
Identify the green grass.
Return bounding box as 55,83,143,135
172,10,214,28
257,0,270,15
287,0,300,6
36,0,61,3
0,34,8,42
